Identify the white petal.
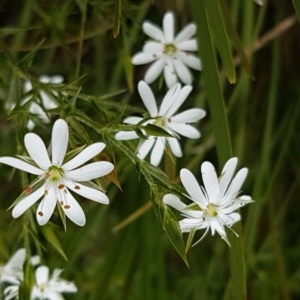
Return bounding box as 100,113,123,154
179,218,205,232
167,123,200,139
167,137,182,157
224,168,248,202
51,119,68,166
138,81,158,117
5,249,26,269
143,21,165,42
173,59,192,85
63,143,106,171
177,39,198,51
36,185,57,225
163,60,178,88
175,23,197,43
163,193,186,211
35,266,49,286
62,191,86,226
159,83,181,116
24,133,51,170
132,52,157,65
180,168,207,207
150,137,165,166
208,218,226,237
66,161,114,182
201,162,221,205
115,131,139,140
137,138,155,159
163,12,175,43
144,58,164,85
143,41,164,53
12,185,45,218
65,180,109,204
171,108,206,123
165,85,192,117
219,157,238,196
123,116,143,124
177,52,202,70
0,157,44,175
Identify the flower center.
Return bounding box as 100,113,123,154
46,165,64,182
206,204,218,217
154,117,165,127
163,43,177,55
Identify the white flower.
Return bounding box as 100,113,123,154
31,265,77,300
115,81,205,166
132,11,201,87
0,249,25,286
0,119,114,226
163,157,252,245
23,75,63,130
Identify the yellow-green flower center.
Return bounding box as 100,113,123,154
154,117,166,127
46,165,64,182
206,204,218,217
163,43,177,55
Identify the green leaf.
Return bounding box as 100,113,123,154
113,0,122,38
41,225,68,261
292,0,300,23
203,0,236,83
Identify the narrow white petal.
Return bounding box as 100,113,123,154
150,137,165,166
51,119,68,166
123,116,143,124
144,58,164,85
138,81,158,117
163,193,186,211
219,157,238,195
177,52,202,70
179,218,204,232
167,137,182,157
24,133,51,170
62,191,86,226
132,52,157,65
143,22,165,42
163,60,178,88
177,39,198,51
175,24,197,43
201,162,221,205
63,143,106,171
66,161,114,182
173,59,192,85
12,185,45,218
159,83,181,116
171,108,206,123
208,218,226,237
143,41,164,53
0,157,44,175
36,185,57,225
137,138,155,159
180,168,207,207
168,123,200,139
65,180,109,204
224,168,248,201
35,266,49,286
115,131,139,140
165,85,192,117
5,249,26,269
163,12,175,43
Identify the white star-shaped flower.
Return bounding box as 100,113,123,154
132,11,202,87
0,249,25,286
31,265,77,300
0,119,114,226
163,157,252,245
23,75,64,130
115,81,205,166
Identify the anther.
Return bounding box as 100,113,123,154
64,205,71,209
38,211,44,216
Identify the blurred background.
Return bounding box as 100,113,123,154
0,0,300,299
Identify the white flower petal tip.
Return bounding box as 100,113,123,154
164,157,252,245
1,119,114,227
132,11,201,86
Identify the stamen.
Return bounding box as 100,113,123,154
58,184,65,189
38,211,44,216
74,185,80,190
64,205,71,209
24,186,32,195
